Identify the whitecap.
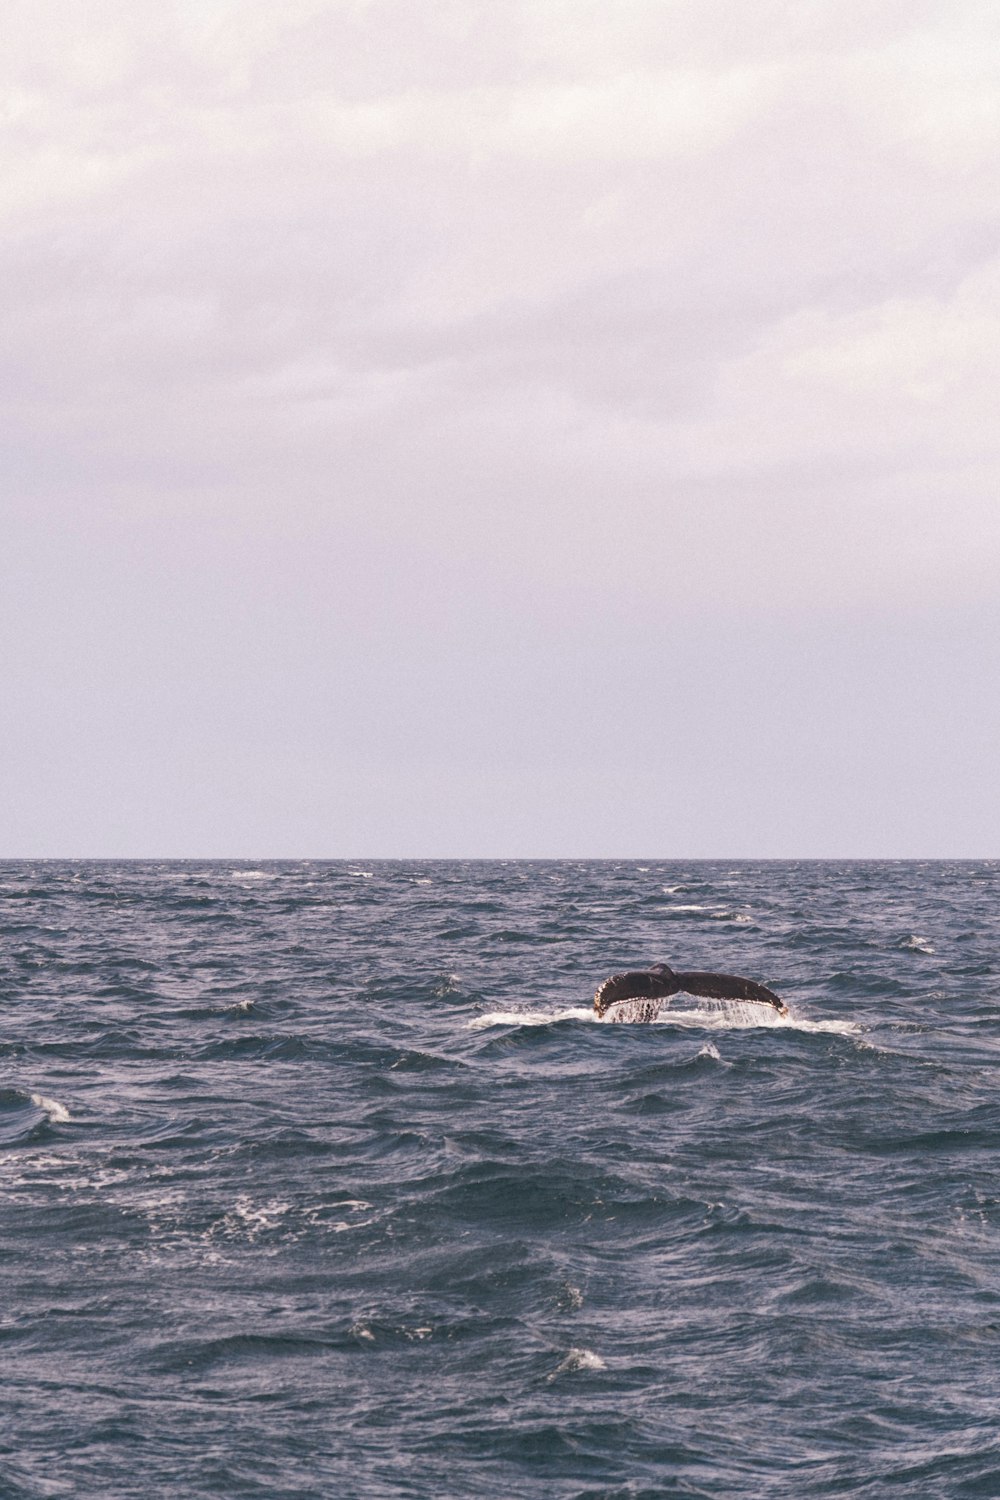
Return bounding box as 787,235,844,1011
558,1282,584,1311
30,1094,71,1123
548,1347,607,1380
229,869,272,881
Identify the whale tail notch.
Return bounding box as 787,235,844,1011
594,964,786,1020
593,964,680,1022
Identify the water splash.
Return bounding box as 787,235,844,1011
470,1000,862,1037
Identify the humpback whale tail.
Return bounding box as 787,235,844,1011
594,964,786,1021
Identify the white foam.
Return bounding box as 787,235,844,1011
646,1003,863,1037
469,1002,862,1037
329,1199,377,1233
468,1007,597,1029
30,1094,71,1123
549,1347,607,1380
212,1195,292,1242
229,869,272,880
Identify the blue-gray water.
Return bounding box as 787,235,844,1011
3,860,1000,1499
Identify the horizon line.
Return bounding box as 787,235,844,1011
1,854,996,864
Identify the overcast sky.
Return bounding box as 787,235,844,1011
2,0,998,856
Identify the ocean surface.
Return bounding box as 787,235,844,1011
3,860,1000,1499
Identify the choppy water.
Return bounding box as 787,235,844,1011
3,860,1000,1498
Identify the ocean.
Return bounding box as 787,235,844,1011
2,859,999,1498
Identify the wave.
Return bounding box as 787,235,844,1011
30,1093,71,1123
0,1088,71,1145
899,934,935,954
649,902,756,923
548,1346,607,1380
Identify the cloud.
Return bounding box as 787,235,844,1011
2,0,999,851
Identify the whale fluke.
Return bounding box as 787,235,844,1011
594,963,786,1020
593,964,680,1021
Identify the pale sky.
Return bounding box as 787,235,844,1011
3,0,999,856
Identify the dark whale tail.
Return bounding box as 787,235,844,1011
594,964,786,1020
